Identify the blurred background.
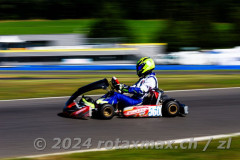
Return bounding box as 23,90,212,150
1,2,240,159
0,0,240,66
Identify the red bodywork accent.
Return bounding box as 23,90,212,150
154,91,159,99
149,89,159,100
67,102,77,109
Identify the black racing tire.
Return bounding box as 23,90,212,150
91,110,100,119
162,101,180,117
99,104,115,120
161,95,169,100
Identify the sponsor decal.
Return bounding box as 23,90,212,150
72,106,89,116
124,106,149,117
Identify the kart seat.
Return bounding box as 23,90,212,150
142,88,161,105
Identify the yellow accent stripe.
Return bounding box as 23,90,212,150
0,48,138,53
123,109,134,112
119,43,167,46
82,98,95,109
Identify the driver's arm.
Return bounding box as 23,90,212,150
122,78,156,95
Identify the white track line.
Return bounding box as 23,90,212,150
0,96,70,102
165,86,240,93
22,132,240,158
1,86,240,102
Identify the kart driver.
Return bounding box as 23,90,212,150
101,57,158,107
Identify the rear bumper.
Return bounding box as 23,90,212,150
179,104,189,115
183,106,189,115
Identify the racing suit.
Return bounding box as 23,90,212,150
102,72,158,107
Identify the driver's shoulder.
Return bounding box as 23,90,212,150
145,73,157,81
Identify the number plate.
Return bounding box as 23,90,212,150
148,106,162,117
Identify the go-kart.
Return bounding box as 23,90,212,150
62,77,189,120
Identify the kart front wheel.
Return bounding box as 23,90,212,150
99,104,115,120
162,101,180,117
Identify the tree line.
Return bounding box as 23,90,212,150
1,0,240,50
0,0,239,22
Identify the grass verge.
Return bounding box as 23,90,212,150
0,19,232,43
0,19,163,43
0,72,239,100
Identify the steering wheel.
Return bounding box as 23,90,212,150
111,77,122,93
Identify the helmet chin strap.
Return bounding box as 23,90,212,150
141,70,153,78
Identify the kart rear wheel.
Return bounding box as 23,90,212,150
162,101,180,117
99,104,115,120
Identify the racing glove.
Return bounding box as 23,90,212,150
116,84,129,93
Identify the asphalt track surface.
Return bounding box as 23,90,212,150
0,88,240,158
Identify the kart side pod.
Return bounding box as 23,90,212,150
123,105,163,117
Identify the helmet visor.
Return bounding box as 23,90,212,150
137,63,144,72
